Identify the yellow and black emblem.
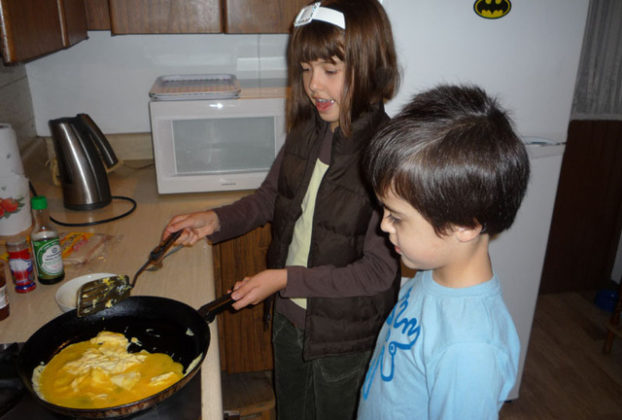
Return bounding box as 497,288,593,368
474,0,511,19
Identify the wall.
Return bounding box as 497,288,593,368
25,0,589,143
0,61,37,153
570,0,622,284
539,120,622,293
25,32,288,137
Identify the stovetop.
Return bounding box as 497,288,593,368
0,343,201,420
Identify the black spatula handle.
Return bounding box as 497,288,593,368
149,230,182,264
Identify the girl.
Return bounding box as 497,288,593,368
164,1,400,418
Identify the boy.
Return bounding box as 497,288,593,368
357,84,530,419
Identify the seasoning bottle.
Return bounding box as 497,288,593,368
0,261,9,320
30,196,65,285
7,235,37,293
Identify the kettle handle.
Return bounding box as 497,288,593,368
77,114,119,168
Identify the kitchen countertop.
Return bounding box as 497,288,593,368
0,148,250,419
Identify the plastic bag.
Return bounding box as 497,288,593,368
59,232,114,265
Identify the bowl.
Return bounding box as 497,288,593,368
55,272,116,312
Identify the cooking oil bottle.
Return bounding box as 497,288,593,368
30,196,65,284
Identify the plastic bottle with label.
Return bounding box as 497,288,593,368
30,196,65,285
7,235,36,293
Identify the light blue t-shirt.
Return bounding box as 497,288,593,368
358,270,519,420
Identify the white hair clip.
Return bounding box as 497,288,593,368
294,2,346,29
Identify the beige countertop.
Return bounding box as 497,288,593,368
0,151,249,419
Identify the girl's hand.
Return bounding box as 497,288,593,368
162,210,221,245
230,269,288,310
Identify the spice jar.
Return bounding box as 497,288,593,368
0,261,9,320
7,235,36,293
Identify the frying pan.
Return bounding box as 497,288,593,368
16,294,233,418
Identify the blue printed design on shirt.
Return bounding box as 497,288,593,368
362,286,421,399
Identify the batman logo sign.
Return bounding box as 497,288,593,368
474,0,511,19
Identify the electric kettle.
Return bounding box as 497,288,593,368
49,114,119,210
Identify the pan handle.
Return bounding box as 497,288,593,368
198,293,234,323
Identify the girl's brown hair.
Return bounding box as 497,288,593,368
286,0,399,136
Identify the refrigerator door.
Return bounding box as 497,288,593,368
489,139,565,399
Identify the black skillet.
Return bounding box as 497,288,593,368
16,294,233,418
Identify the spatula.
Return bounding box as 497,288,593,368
76,230,183,317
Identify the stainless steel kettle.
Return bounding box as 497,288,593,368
49,114,119,210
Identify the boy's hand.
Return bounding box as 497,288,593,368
230,269,288,310
162,210,220,245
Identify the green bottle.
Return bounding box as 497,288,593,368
30,196,64,285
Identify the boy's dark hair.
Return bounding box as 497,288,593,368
366,84,530,236
286,0,399,136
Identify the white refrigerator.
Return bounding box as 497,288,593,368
490,138,565,399
383,0,589,399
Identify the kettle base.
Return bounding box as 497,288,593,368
64,199,111,211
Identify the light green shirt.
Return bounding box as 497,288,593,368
285,158,329,309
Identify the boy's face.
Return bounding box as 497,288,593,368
379,189,457,271
300,57,345,132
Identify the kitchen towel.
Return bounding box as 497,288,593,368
0,123,32,236
0,173,32,236
0,123,25,176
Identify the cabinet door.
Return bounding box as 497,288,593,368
58,0,88,47
109,0,221,34
84,0,111,30
0,0,87,64
223,0,308,33
0,0,63,63
213,224,273,373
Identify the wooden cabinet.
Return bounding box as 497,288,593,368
539,120,622,293
223,0,308,33
59,0,89,46
87,0,307,34
213,224,273,373
0,0,303,62
0,0,87,63
108,0,220,34
84,0,110,30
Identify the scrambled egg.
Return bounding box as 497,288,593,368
32,331,184,409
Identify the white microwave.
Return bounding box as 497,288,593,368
149,96,286,194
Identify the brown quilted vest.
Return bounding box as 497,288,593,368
267,106,400,359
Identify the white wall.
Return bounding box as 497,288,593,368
26,32,288,136
26,0,589,143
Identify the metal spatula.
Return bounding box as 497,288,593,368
76,230,183,317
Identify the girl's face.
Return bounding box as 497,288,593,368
301,57,346,131
379,189,456,271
